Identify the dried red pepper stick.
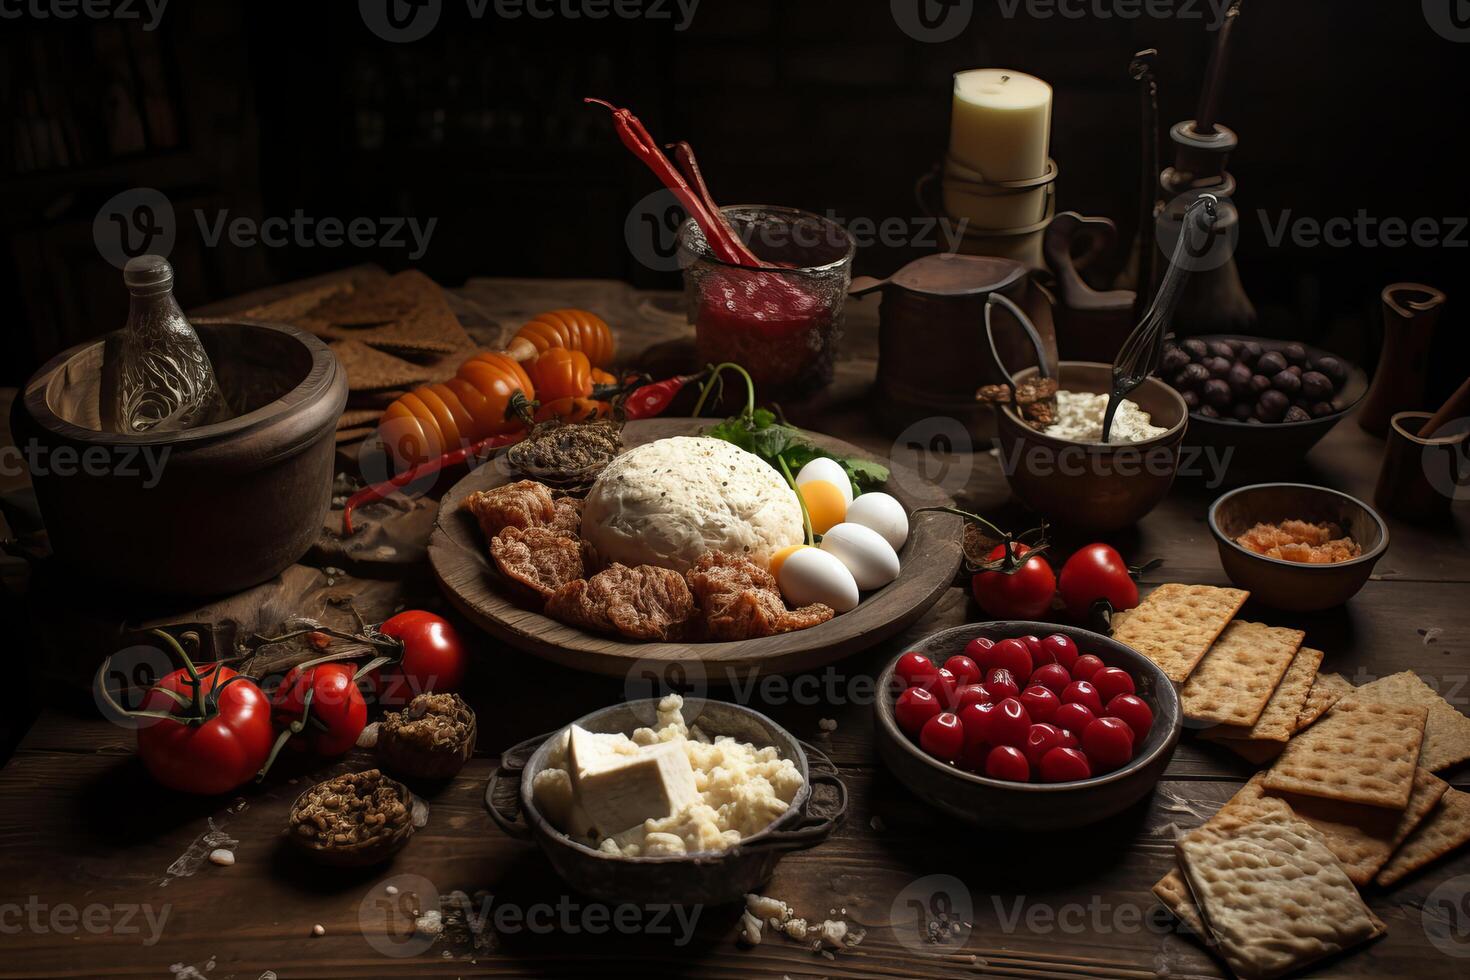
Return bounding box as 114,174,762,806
342,371,703,536
666,140,756,265
584,98,757,266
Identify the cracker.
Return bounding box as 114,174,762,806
1268,768,1448,886
1111,583,1249,683
1177,809,1382,980
309,270,474,355
238,280,355,322
1152,868,1210,940
1295,671,1353,732
1352,670,1470,772
330,340,437,391
1203,646,1323,743
1376,788,1470,887
1181,622,1304,728
1262,699,1427,809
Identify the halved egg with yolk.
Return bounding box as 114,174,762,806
798,479,847,535
769,544,807,580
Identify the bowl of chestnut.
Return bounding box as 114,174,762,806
874,622,1182,830
1158,335,1368,470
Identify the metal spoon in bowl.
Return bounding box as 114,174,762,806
1101,193,1220,443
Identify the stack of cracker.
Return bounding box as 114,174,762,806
240,270,485,445
1115,583,1470,974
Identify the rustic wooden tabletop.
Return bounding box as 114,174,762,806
2,275,1467,979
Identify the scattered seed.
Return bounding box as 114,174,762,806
311,924,325,937
207,849,235,867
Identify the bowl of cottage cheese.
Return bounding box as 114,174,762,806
484,696,847,906
992,362,1188,533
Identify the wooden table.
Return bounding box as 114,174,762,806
3,276,1468,979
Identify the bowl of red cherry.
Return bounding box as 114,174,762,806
875,622,1182,830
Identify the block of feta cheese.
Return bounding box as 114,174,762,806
572,735,699,838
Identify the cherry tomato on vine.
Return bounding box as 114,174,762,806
136,664,274,795
272,663,368,757
971,544,1056,620
1058,544,1139,621
374,611,469,706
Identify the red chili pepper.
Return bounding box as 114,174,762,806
666,140,751,262
622,370,708,420
584,98,758,267
342,431,523,536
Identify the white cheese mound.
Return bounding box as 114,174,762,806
581,436,804,572
1043,390,1168,444
533,695,803,857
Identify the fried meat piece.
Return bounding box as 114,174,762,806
489,526,584,600
545,563,695,642
464,480,556,540
685,551,834,641
548,496,584,539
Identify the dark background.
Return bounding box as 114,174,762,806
3,0,1467,404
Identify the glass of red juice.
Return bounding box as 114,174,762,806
677,206,856,397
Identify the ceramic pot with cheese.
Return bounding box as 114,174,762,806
994,362,1188,533
484,698,847,906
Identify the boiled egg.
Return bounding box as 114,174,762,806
819,522,901,590
797,480,847,535
796,457,854,505
777,546,859,613
845,492,909,551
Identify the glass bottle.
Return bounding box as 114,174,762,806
100,254,222,433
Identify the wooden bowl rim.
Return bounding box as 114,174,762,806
1207,482,1391,572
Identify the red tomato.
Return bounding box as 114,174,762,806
895,686,942,736
1019,634,1043,662
1038,634,1079,671
985,668,1020,701
1082,717,1135,772
1071,654,1105,683
895,652,938,688
1061,680,1104,714
985,745,1031,781
920,712,965,763
1106,694,1154,742
1029,663,1072,696
136,665,274,795
987,639,1034,682
954,683,996,711
1058,544,1139,621
273,663,368,757
943,655,982,686
1053,702,1096,736
971,544,1056,620
375,611,468,706
1023,723,1068,767
983,697,1031,748
1092,667,1136,704
1039,746,1093,782
1019,685,1060,724
963,637,995,662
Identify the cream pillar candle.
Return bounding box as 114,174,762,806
948,69,1052,182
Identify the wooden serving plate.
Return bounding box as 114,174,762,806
428,418,964,680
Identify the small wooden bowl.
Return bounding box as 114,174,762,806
1208,483,1389,611
377,694,477,781
875,622,1182,830
287,770,416,867
995,362,1188,533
